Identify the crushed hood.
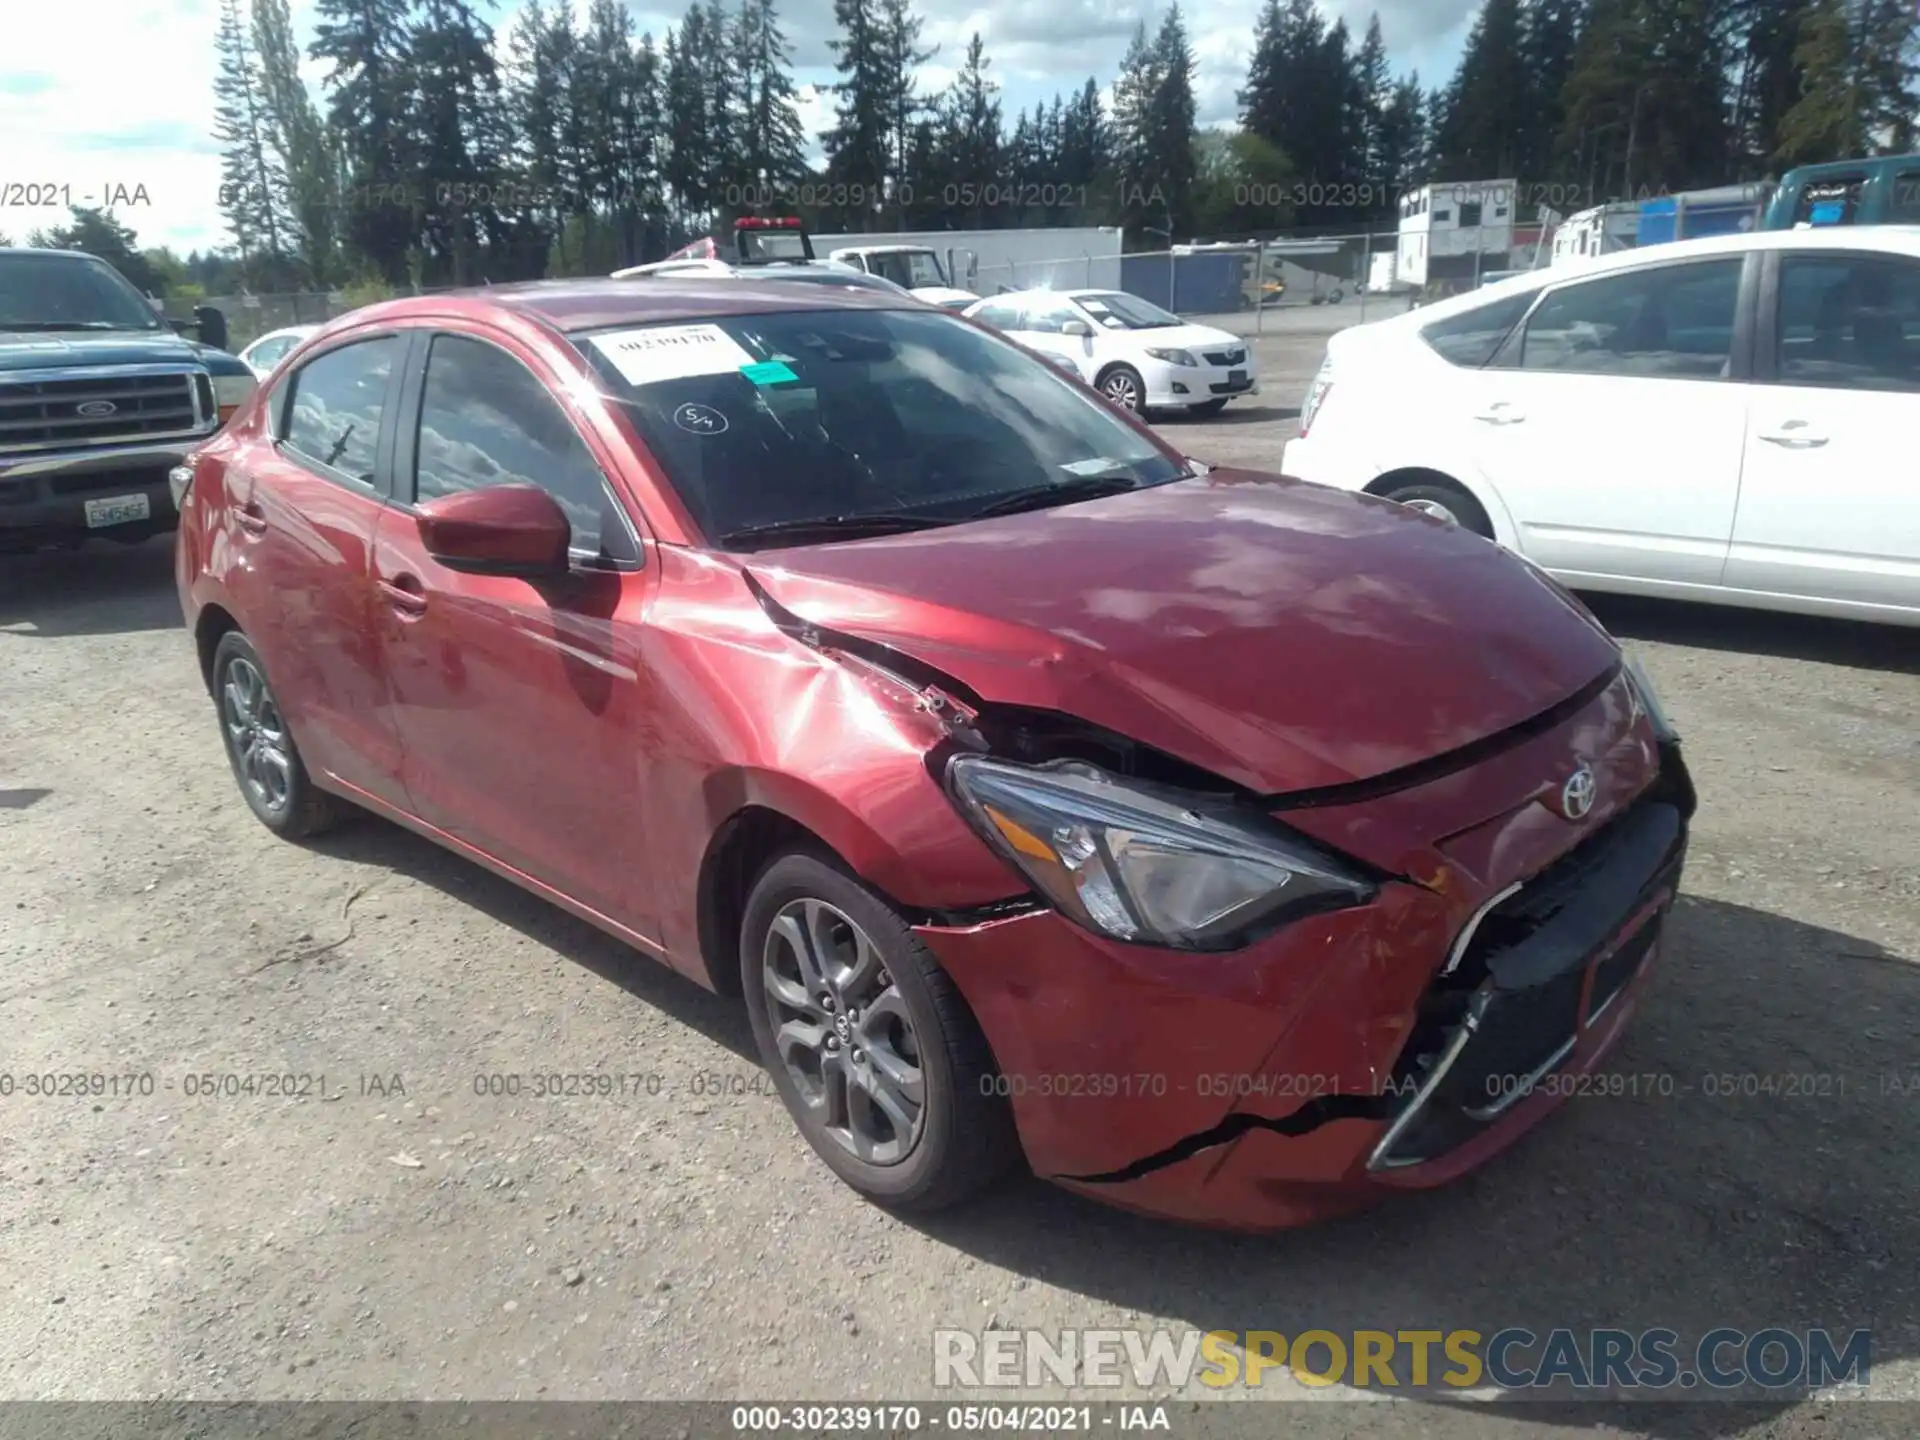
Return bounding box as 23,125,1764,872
744,470,1618,795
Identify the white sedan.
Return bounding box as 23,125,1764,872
964,289,1259,416
1282,226,1920,627
236,324,320,378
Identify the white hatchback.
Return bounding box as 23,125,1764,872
1281,227,1920,627
236,324,321,378
965,289,1259,416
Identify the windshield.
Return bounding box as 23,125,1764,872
573,307,1183,548
0,252,165,331
866,251,950,289
1075,292,1182,330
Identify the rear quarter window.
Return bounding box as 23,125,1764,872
1418,292,1534,366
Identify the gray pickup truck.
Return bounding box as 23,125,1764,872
1,247,257,553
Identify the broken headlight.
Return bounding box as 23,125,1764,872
947,755,1376,949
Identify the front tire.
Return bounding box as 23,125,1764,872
741,851,1019,1212
211,630,344,839
1098,364,1146,414
1378,478,1495,539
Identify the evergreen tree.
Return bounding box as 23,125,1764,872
876,0,936,217
1110,21,1164,233
1728,0,1818,174
1776,0,1920,162
1519,0,1585,193
253,0,343,284
823,0,891,224
310,0,418,281
1431,0,1531,182
213,0,291,282
662,9,713,224
934,34,1003,227
1355,14,1392,189
409,0,503,284
1148,7,1200,234
732,0,808,200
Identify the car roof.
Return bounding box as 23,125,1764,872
337,276,917,336
1375,225,1920,331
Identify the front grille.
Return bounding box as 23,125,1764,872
0,372,202,453
1202,347,1247,366
1371,797,1685,1169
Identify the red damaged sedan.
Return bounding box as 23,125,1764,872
174,278,1694,1229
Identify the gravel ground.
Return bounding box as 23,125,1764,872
2,329,1916,1438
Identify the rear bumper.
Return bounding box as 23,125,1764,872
0,439,197,550
918,740,1692,1231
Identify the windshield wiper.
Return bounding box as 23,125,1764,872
957,473,1139,520
716,513,952,548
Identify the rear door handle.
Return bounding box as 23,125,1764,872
376,575,428,618
1758,420,1828,448
1474,403,1525,425
236,500,268,535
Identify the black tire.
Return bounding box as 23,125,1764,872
210,630,345,839
1186,398,1230,418
1378,478,1495,539
1096,364,1146,414
741,850,1020,1212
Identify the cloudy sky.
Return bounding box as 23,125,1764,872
1,0,1480,256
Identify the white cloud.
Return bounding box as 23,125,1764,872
0,0,1473,256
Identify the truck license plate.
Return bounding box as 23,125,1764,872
83,493,152,528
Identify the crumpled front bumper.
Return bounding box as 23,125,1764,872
916,738,1692,1231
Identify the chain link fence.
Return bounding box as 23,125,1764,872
195,224,1535,351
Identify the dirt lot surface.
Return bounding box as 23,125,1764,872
2,323,1916,1438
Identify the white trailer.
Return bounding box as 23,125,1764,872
1551,203,1640,265
809,227,1126,299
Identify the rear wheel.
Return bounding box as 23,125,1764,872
741,851,1019,1212
211,630,345,839
1378,478,1494,539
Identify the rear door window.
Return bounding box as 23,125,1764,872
1774,253,1920,392
1508,260,1741,379
281,336,397,487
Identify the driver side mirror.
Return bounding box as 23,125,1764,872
415,484,572,578
1062,319,1093,338
193,305,230,353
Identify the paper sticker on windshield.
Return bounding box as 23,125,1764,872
588,324,756,386
740,360,798,385
1062,457,1126,477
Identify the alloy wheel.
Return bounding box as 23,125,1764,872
1102,373,1141,410
221,655,293,815
761,898,926,1165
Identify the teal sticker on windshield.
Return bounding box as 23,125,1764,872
740,360,799,385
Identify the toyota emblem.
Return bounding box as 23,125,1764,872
1558,765,1597,820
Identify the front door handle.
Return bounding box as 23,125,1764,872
1474,402,1525,425
1757,419,1828,448
376,575,428,618
236,500,268,535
